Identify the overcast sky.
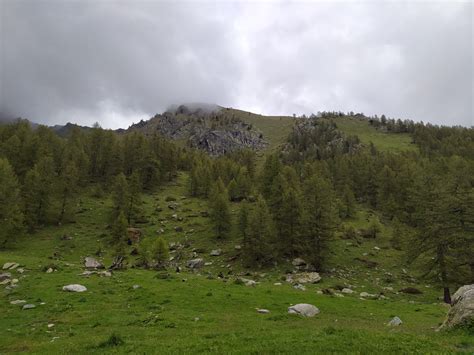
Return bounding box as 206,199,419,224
1,0,472,128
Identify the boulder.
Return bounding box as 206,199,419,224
341,288,354,294
240,278,257,287
10,299,26,305
359,292,377,299
293,284,306,291
388,316,402,326
292,258,306,267
62,284,87,292
186,258,204,269
0,272,11,282
84,257,104,269
288,303,320,317
3,262,19,270
210,249,222,256
439,284,474,330
22,304,36,310
290,272,321,284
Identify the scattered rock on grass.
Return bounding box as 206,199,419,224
10,300,26,305
0,272,11,282
84,257,104,269
439,284,474,330
3,262,19,270
288,303,320,317
22,304,36,310
186,258,204,269
388,316,402,326
257,309,270,314
341,288,354,294
62,284,87,292
210,249,222,256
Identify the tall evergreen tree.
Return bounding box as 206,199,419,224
209,179,231,239
299,174,338,271
23,157,55,230
0,158,24,247
243,196,275,267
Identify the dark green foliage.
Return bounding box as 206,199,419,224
0,158,24,247
299,174,339,271
243,196,275,267
209,179,232,239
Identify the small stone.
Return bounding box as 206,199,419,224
341,288,354,294
374,246,381,251
10,300,26,305
84,257,104,269
274,282,282,286
292,258,306,267
46,268,54,273
288,303,320,317
388,316,402,326
47,324,55,328
10,278,18,284
234,245,242,250
98,271,112,277
293,284,306,291
22,304,36,310
210,249,222,256
62,284,87,292
3,262,19,270
257,308,270,314
0,272,11,281
204,262,213,266
132,284,140,289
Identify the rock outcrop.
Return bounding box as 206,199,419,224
288,303,320,317
126,105,267,156
439,284,474,330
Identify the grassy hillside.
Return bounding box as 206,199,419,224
1,173,472,353
224,108,295,156
332,116,416,152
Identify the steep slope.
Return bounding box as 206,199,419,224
127,105,268,156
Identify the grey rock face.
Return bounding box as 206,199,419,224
388,316,402,326
210,249,222,256
62,284,87,292
439,284,474,330
186,258,204,269
84,257,104,269
127,107,267,156
288,303,320,317
0,272,11,282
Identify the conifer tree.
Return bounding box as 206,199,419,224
126,171,143,224
243,196,275,267
152,237,169,269
299,174,338,271
111,173,130,221
58,161,79,223
0,158,24,247
23,157,55,230
209,179,231,239
227,178,239,201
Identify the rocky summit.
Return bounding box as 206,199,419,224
127,105,267,156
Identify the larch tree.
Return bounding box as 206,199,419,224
0,158,24,247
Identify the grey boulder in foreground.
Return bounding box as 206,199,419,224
62,284,87,292
288,303,320,317
439,284,474,330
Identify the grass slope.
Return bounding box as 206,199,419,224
331,116,417,152
1,173,472,353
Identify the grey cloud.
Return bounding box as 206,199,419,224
0,0,472,128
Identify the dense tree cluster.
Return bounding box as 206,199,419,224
0,120,181,237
